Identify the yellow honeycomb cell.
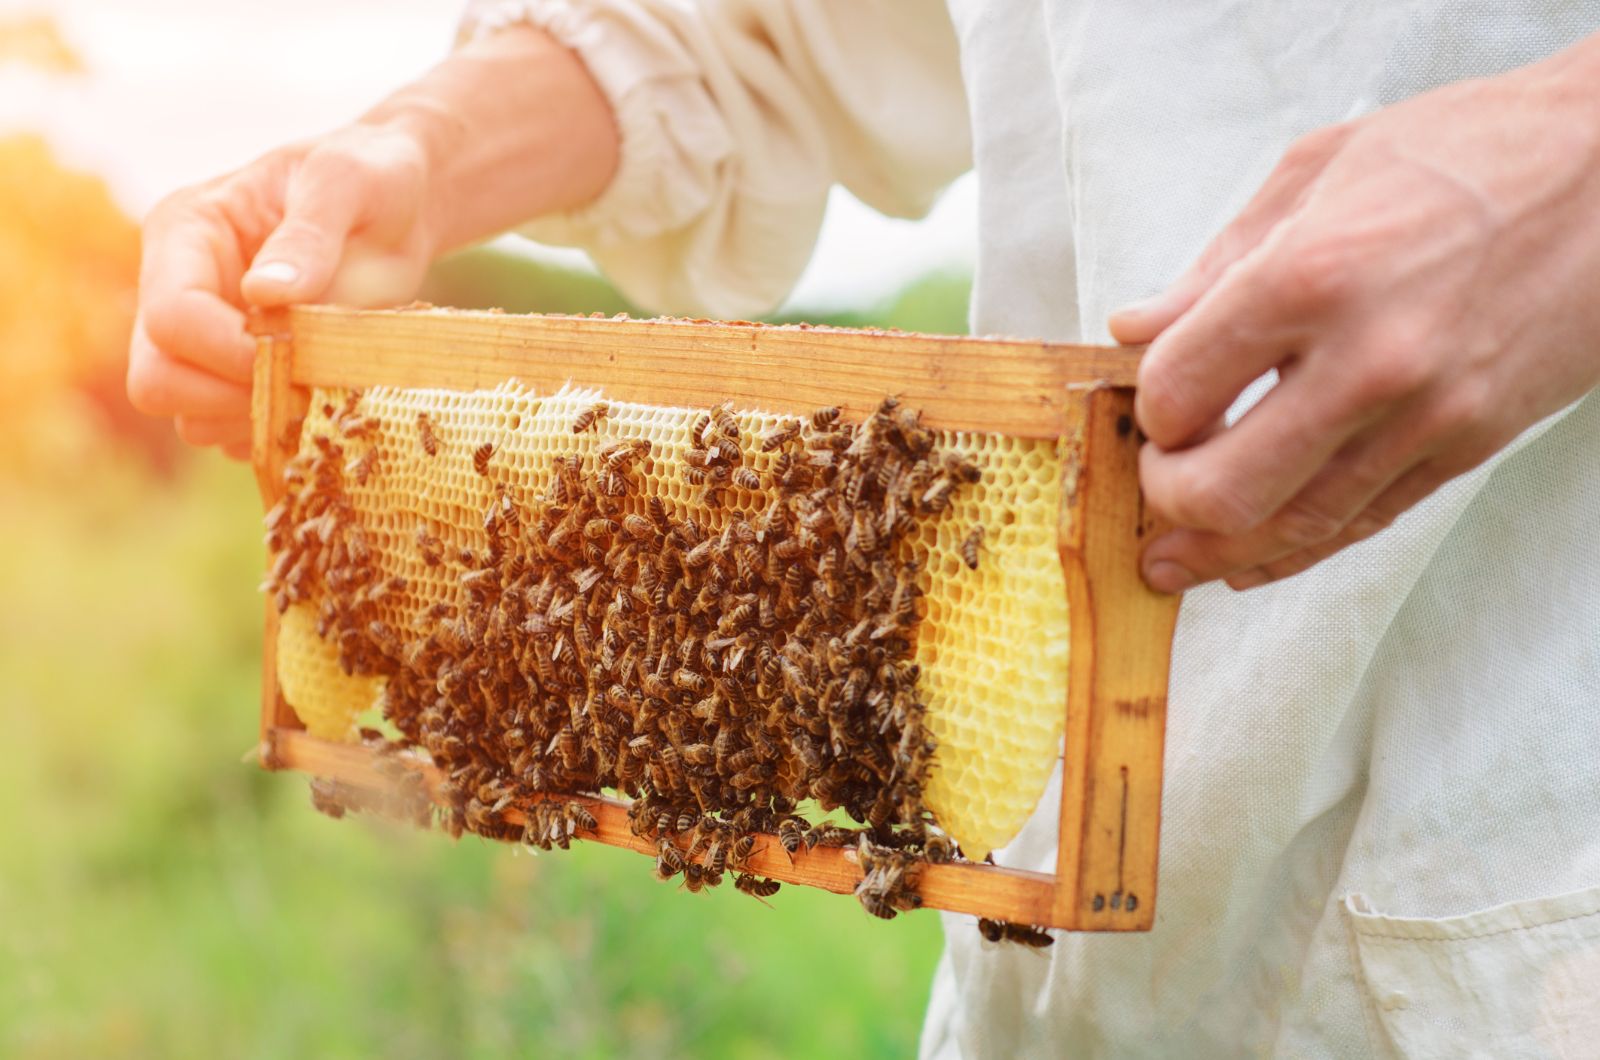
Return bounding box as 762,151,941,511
277,383,1068,858
276,602,384,741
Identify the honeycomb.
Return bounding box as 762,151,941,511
274,383,1069,859
275,601,385,741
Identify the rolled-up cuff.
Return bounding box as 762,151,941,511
460,0,730,248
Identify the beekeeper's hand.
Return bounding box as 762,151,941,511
1113,34,1600,592
128,25,616,459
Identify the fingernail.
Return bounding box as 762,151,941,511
1144,560,1196,594
1112,295,1162,319
249,261,299,286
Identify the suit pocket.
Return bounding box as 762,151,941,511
1343,885,1600,1060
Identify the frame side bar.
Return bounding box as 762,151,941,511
249,308,309,756
1055,385,1182,930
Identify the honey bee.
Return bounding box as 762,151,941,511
522,810,552,850
976,919,1055,949
337,412,379,441
654,848,684,880
730,764,773,790
719,602,756,633
759,419,802,452
683,539,716,569
810,406,841,430
308,777,349,819
960,525,984,570
847,511,878,556
921,476,955,513
680,863,708,893
900,414,936,459
730,832,759,868
789,732,823,772
690,411,713,448
346,447,379,485
704,833,729,876
858,892,898,920
731,467,762,491
546,811,571,850
584,516,619,540
712,400,740,442
470,442,495,476
733,873,781,906
555,728,583,771
804,824,853,850
622,513,656,540
416,412,439,456
567,802,600,833
572,401,609,434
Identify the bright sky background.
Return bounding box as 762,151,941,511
2,0,977,312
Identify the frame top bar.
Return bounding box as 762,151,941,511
264,306,1144,440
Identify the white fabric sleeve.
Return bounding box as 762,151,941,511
459,0,971,318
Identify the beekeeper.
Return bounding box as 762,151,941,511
129,3,1600,1055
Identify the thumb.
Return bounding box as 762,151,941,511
241,155,365,307
1108,123,1352,344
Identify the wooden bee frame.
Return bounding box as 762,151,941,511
248,306,1180,931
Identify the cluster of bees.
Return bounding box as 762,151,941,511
264,388,1049,943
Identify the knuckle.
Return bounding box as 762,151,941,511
1162,466,1261,535
174,417,212,447
1351,356,1428,408
1270,239,1355,311
1421,379,1493,441
140,292,189,355
1272,499,1345,548
268,213,333,247
1135,361,1195,446
126,354,170,415
303,140,374,185
1349,334,1435,406
1282,123,1349,168
1343,508,1396,543
144,185,201,227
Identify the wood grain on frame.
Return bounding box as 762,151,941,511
278,306,1143,440
1055,385,1180,930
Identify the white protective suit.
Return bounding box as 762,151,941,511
462,3,1600,1056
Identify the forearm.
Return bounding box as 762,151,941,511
363,24,620,257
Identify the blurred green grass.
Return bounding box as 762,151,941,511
0,249,970,1059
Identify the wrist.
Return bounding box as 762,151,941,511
358,93,461,264
361,24,619,255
